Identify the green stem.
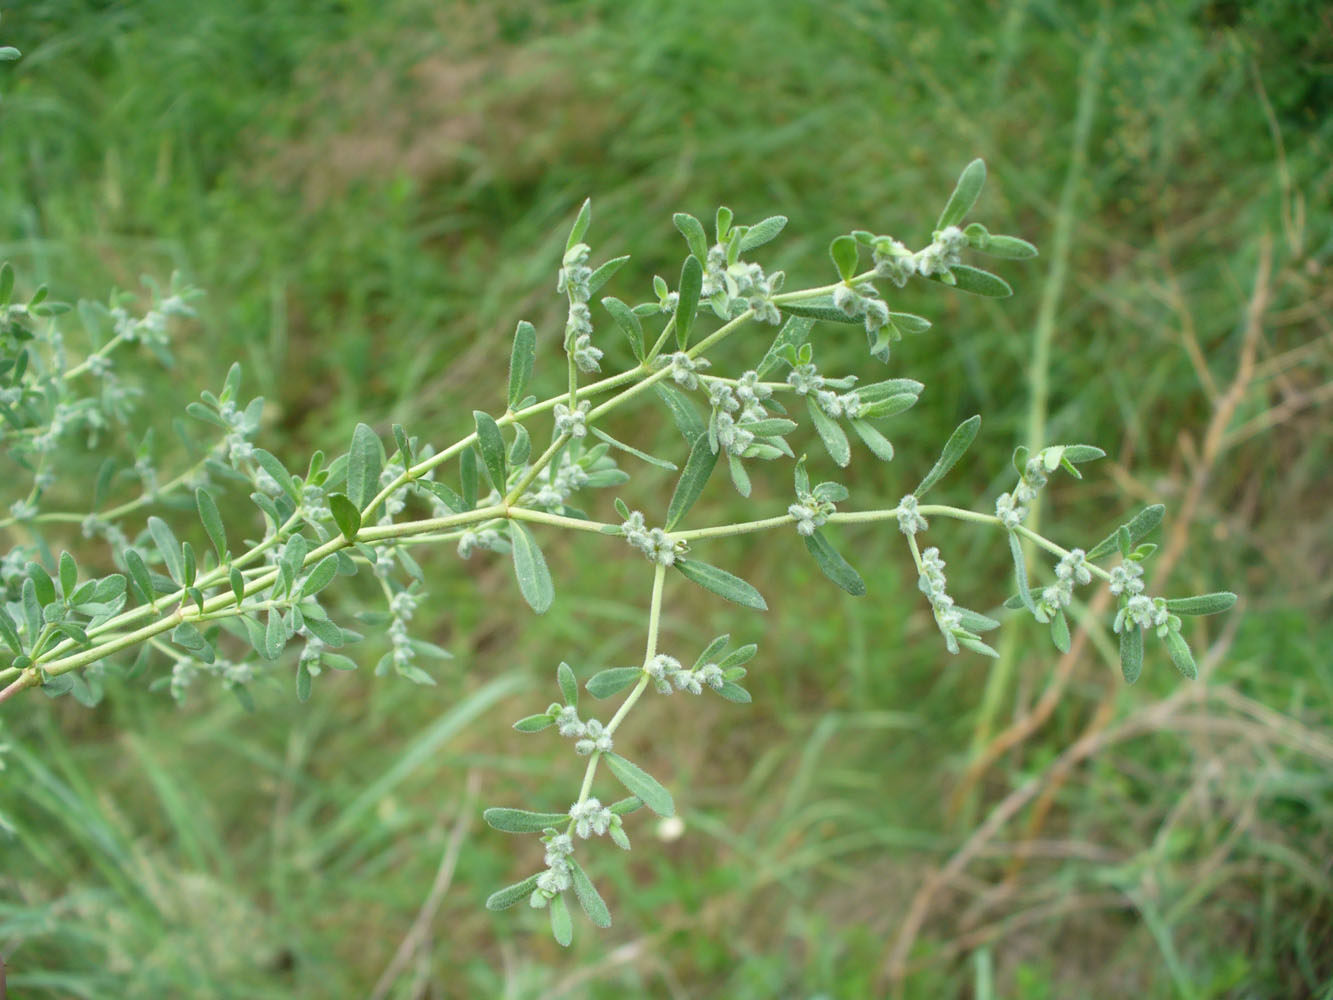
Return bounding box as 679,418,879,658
505,434,569,506
570,562,667,816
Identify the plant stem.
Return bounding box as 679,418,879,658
570,562,666,815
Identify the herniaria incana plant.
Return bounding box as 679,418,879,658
0,145,1236,944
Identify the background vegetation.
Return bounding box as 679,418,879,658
1,0,1329,996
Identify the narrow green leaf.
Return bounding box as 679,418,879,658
508,424,531,466
675,255,703,350
673,212,709,260
654,384,707,443
196,488,228,561
890,312,932,335
859,378,924,402
254,448,300,502
20,578,42,638
300,554,340,598
739,418,797,437
1008,531,1036,614
513,713,555,733
568,857,612,928
914,415,981,497
957,608,1001,633
716,643,757,670
1164,628,1198,680
1087,505,1165,560
1051,610,1071,653
589,427,676,470
937,158,986,230
586,667,642,699
329,493,361,541
392,424,412,467
296,660,312,702
483,807,570,833
937,264,1013,298
957,636,999,658
230,566,245,605
172,621,213,663
738,215,788,252
716,681,752,703
756,315,814,377
665,432,718,530
691,635,731,672
857,393,918,420
508,321,536,410
803,530,866,596
486,874,541,911
601,296,644,361
778,300,864,325
264,610,287,661
147,516,184,585
58,551,77,597
977,233,1037,259
565,197,591,252
27,563,55,605
829,235,859,280
603,752,675,817
806,398,851,468
549,893,573,947
460,447,478,508
1164,592,1237,616
588,254,630,296
182,542,197,587
347,423,384,509
509,522,554,613
421,479,467,513
850,418,895,461
557,661,578,708
675,558,767,611
0,608,21,654
1119,625,1144,684
727,453,751,497
473,411,507,492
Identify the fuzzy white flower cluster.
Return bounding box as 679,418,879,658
871,236,917,286
914,225,968,278
701,245,785,323
643,653,724,695
557,243,603,373
551,702,613,754
568,797,614,839
657,351,710,391
996,455,1052,529
553,400,590,439
896,493,928,535
620,510,685,566
786,362,824,396
788,490,834,537
918,546,964,653
387,588,419,672
1110,559,1170,635
832,281,890,334
1034,548,1092,623
814,387,863,420
456,526,506,558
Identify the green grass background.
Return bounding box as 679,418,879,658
1,0,1330,996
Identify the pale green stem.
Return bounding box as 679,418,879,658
504,434,569,506
571,562,667,814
